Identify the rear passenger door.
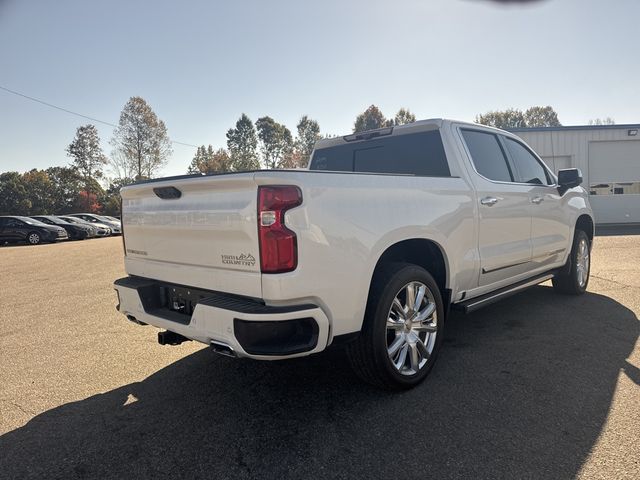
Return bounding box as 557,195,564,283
460,129,533,287
501,136,571,269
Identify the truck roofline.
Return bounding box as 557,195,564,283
312,118,514,150
121,119,524,193
314,118,444,150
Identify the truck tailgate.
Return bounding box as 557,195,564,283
121,174,262,298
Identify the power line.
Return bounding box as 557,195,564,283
0,84,199,148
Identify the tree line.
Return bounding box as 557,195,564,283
0,168,128,217
188,114,322,174
167,102,613,178
0,96,169,216
0,97,610,216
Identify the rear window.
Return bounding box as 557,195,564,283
309,130,450,177
461,129,513,183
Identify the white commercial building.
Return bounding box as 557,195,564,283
511,124,640,225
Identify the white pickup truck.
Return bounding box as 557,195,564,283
114,119,594,389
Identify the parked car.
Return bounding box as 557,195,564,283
68,213,121,235
114,119,594,390
58,216,112,237
31,215,95,240
0,216,68,245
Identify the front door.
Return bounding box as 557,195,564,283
501,136,571,268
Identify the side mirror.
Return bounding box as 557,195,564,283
557,168,582,193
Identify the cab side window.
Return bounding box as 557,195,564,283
503,137,551,185
461,130,513,182
6,219,23,227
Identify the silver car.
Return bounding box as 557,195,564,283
68,213,121,235
58,216,111,237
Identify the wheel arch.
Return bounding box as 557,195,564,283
338,237,451,344
369,238,450,304
575,214,594,241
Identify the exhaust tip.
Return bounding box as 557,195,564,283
210,340,236,358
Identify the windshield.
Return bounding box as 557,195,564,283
14,216,49,226
38,216,69,225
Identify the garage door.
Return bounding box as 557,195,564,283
588,140,640,224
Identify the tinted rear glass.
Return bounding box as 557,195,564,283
309,130,450,177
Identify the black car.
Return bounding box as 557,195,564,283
31,215,95,240
0,216,68,245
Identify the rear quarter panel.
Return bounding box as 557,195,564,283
254,170,477,338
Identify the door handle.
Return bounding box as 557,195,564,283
480,196,499,206
531,196,544,204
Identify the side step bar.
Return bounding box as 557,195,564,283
453,272,555,314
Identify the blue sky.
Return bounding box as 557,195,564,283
1,0,638,178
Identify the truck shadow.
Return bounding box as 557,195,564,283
1,286,638,479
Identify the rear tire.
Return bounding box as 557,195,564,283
347,263,445,390
27,231,41,245
552,230,590,295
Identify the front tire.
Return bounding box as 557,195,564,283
27,231,42,245
347,263,445,390
552,229,591,295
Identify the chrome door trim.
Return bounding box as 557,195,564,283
481,260,530,274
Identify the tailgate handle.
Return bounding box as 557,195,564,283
153,186,182,199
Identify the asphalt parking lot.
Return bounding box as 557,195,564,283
1,236,638,479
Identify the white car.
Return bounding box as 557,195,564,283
114,119,594,389
69,213,121,235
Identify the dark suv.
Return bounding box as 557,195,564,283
0,216,68,245
31,215,95,240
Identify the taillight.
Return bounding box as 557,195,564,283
257,185,302,273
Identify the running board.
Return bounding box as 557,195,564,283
453,272,555,314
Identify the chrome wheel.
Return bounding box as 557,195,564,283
28,233,40,245
386,281,438,376
576,238,590,288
